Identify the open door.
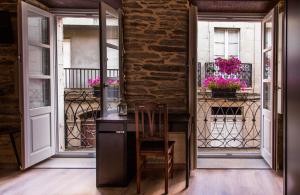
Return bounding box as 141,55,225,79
100,1,122,116
261,8,277,168
21,2,55,168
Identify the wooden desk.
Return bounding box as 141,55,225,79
96,113,190,188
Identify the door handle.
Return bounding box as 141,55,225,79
116,131,125,134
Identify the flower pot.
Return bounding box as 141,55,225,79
211,88,236,98
93,87,101,98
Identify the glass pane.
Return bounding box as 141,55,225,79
263,51,272,79
106,11,119,47
28,11,49,44
29,79,50,109
214,29,225,43
103,10,120,115
228,29,239,43
105,46,120,113
264,21,272,49
214,43,225,56
263,82,271,110
228,43,239,56
28,45,50,75
107,47,119,70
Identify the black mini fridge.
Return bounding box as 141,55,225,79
96,116,135,187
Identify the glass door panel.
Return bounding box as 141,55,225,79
28,11,49,44
261,9,275,168
264,21,272,49
27,11,51,110
29,79,50,109
28,46,50,75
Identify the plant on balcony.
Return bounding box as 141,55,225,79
215,56,241,75
88,76,101,97
204,57,246,98
106,79,120,99
106,79,119,87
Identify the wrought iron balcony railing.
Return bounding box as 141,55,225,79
64,90,101,150
197,62,253,87
197,92,261,149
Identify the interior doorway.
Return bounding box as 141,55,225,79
55,10,121,155
195,14,281,168
56,16,101,155
196,3,285,169
196,20,262,157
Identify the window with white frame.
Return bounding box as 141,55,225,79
214,28,240,59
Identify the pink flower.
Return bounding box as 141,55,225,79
203,76,246,91
88,76,101,88
107,79,120,86
215,57,241,75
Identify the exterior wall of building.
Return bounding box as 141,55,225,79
64,26,100,69
197,21,262,93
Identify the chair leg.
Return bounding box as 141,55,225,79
171,145,174,178
165,159,169,194
137,156,141,194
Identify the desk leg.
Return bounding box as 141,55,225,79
9,133,21,168
185,131,189,188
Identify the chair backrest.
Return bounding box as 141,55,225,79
135,103,168,143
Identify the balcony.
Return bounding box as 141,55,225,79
197,92,261,155
64,68,119,151
197,62,260,155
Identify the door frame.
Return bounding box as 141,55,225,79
20,1,56,168
53,13,99,158
193,11,280,168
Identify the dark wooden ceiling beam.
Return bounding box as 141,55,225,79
36,0,121,9
191,0,279,13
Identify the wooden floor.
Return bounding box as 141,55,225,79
0,168,283,195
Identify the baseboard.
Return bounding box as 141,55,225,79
0,163,19,170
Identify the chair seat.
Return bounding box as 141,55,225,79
141,141,175,152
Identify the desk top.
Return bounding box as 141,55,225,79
96,113,190,123
96,113,190,133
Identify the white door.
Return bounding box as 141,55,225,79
21,2,55,168
261,9,275,168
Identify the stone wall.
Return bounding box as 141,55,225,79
0,0,20,167
123,0,189,113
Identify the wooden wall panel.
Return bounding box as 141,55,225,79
0,0,20,167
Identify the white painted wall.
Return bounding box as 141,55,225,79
197,21,262,93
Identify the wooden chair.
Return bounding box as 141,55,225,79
135,103,175,194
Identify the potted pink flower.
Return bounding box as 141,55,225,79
204,57,246,98
88,76,101,97
204,76,246,98
215,56,241,75
106,79,120,99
